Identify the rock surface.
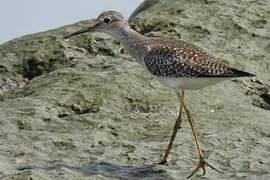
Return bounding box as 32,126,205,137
0,0,270,179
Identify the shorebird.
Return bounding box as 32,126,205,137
64,11,254,178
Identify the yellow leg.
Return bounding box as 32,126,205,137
181,90,221,178
158,90,184,164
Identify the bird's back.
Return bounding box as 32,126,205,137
142,37,254,89
143,37,253,78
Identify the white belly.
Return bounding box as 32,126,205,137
156,77,233,90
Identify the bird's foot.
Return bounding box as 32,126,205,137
187,157,221,178
157,158,168,165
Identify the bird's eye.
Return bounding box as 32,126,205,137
103,17,111,24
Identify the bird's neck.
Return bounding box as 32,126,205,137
113,25,148,64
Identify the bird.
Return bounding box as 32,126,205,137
63,10,254,178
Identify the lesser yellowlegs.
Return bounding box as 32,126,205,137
64,11,254,178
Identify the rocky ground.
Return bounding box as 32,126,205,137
0,0,269,179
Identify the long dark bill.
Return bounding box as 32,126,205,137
63,26,94,39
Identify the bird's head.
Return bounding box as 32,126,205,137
64,11,128,39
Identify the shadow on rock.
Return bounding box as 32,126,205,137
17,161,172,180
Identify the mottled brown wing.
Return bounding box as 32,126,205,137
144,39,254,78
